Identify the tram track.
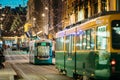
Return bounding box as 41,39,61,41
12,63,73,80
38,65,59,73
12,63,50,80
12,63,30,80
4,50,73,80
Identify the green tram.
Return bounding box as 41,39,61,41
55,12,120,80
29,39,53,65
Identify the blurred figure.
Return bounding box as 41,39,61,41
0,50,5,68
52,38,56,58
2,44,6,51
29,38,35,53
17,42,20,50
6,45,11,51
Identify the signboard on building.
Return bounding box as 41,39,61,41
24,23,32,32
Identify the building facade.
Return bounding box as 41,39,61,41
27,0,120,39
61,0,120,29
27,0,53,38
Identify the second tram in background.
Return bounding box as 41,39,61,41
29,39,53,65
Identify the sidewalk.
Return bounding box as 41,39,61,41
0,62,17,80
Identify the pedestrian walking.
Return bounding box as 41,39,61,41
52,38,56,58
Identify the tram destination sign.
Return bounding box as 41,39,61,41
37,42,50,46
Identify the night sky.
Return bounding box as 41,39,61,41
0,0,28,8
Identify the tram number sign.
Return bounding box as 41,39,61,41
41,42,46,46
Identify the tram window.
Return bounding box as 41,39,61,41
65,35,74,55
96,26,107,50
71,35,74,51
66,36,69,53
76,35,80,50
86,30,91,49
76,29,95,50
111,20,120,49
56,37,64,51
86,29,95,50
76,34,83,50
91,29,95,49
38,46,49,56
80,35,83,50
82,31,87,50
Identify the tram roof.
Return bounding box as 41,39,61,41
64,11,120,29
56,11,120,38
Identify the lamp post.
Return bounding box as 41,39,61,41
41,5,49,39
33,17,36,27
32,17,37,36
48,0,50,39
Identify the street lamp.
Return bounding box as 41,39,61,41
33,17,36,27
45,7,48,10
42,13,45,17
33,17,36,21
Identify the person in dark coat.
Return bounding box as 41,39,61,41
0,49,5,68
52,38,56,58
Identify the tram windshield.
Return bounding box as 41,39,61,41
112,20,120,49
37,46,50,57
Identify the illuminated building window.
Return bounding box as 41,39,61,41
101,0,107,11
